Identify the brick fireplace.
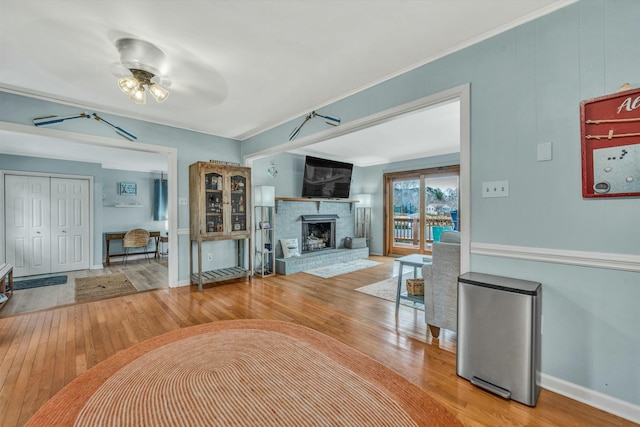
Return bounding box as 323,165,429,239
274,199,368,274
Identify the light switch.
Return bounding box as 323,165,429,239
538,142,552,161
482,180,509,198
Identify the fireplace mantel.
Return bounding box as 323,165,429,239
275,197,358,213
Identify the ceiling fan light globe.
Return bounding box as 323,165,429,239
149,84,169,102
130,87,146,104
118,76,139,96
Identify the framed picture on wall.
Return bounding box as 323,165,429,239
119,182,137,196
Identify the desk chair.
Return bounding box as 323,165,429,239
123,229,151,265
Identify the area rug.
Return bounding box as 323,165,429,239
26,319,460,426
355,276,425,310
303,259,382,278
13,274,67,290
75,273,137,303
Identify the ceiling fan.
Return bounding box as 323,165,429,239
111,38,172,104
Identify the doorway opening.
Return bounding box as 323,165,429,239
245,83,470,272
0,123,179,288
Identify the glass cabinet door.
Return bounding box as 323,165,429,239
205,172,224,234
230,174,247,232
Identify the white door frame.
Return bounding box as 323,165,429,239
245,83,471,272
0,121,179,287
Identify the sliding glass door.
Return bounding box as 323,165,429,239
384,165,459,256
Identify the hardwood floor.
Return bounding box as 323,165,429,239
0,256,633,426
1,258,169,316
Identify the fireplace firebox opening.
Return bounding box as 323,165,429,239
301,214,338,253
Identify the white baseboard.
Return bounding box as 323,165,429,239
90,264,104,270
176,279,191,288
541,373,640,423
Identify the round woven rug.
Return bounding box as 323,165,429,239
27,319,461,426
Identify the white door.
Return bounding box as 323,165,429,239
5,175,51,277
50,178,90,273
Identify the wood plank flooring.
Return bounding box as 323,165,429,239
0,256,634,426
1,259,168,316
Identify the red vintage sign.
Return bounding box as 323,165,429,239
580,87,640,198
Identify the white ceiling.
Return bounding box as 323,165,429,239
0,0,573,170
289,99,461,167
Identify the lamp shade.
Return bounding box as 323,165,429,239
354,193,372,207
255,186,275,207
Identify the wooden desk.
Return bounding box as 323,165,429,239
159,235,169,258
105,231,161,265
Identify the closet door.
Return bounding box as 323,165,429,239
5,175,51,277
50,178,90,273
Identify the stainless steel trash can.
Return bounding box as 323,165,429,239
457,272,542,406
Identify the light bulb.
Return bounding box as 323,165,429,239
118,76,139,96
149,83,169,102
130,87,146,104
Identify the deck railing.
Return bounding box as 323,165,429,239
393,216,454,244
393,217,419,244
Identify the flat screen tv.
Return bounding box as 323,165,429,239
301,156,353,199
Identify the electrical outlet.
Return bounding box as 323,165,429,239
207,253,213,261
482,180,509,198
179,197,188,205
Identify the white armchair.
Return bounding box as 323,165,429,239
421,231,460,338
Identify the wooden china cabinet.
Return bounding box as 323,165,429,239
189,161,251,291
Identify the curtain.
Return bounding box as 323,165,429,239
153,179,168,221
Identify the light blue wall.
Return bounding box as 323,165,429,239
0,92,242,279
243,1,640,407
251,152,305,197
101,169,169,259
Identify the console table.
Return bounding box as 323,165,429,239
105,231,161,265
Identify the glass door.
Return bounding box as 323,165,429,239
204,172,224,234
229,174,248,234
384,165,459,256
